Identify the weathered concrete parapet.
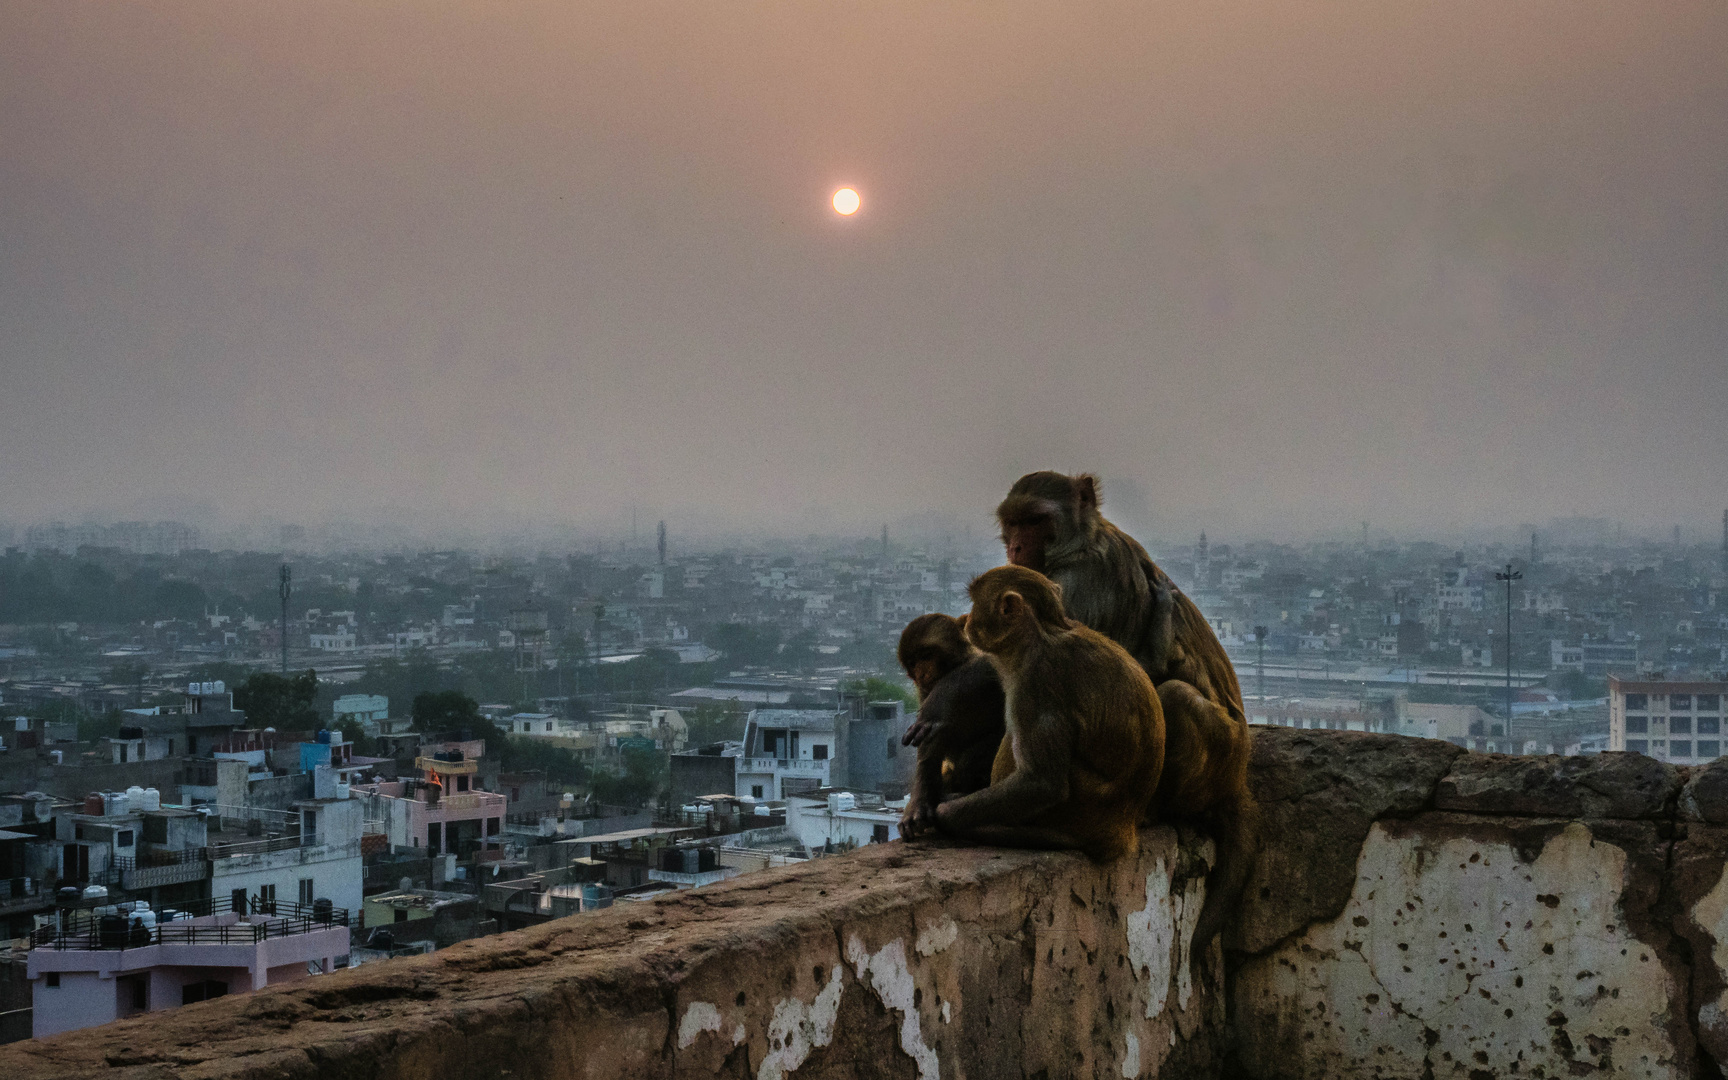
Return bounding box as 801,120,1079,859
6,731,1728,1079
0,822,1225,1079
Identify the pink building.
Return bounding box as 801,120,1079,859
29,897,350,1038
353,740,506,856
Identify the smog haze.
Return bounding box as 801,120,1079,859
3,0,1725,544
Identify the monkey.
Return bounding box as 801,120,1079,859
996,471,1258,953
895,613,1008,838
934,565,1165,863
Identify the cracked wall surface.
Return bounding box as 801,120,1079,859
3,728,1726,1079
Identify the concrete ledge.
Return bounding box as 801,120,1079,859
1,826,1223,1080
8,730,1727,1079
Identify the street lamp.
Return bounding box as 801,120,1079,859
1253,625,1269,717
1495,565,1522,751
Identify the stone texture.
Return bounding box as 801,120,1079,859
1435,750,1683,820
0,827,1223,1080
1234,815,1693,1080
1232,728,1464,955
11,729,1728,1080
1681,759,1728,824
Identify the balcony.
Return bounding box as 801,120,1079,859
740,757,829,776
416,754,478,777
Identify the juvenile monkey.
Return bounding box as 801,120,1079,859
896,613,1006,838
997,471,1257,950
935,566,1164,862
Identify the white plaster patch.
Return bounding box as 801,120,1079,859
915,915,959,956
677,1001,723,1049
1693,862,1728,1055
1126,857,1175,1018
1174,875,1205,1012
757,965,844,1080
1121,1031,1141,1078
940,1000,951,1024
1236,821,1679,1078
845,934,941,1080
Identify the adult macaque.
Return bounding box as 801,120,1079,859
996,471,1257,949
896,613,1006,838
935,566,1164,862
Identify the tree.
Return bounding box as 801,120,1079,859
333,717,375,756
684,700,747,747
709,623,780,667
842,676,916,710
411,690,483,732
589,746,667,808
233,670,320,729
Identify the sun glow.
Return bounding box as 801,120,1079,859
831,187,860,215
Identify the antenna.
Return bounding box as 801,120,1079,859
1495,564,1522,750
881,524,888,558
657,521,667,566
278,563,292,674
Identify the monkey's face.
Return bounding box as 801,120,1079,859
1000,513,1057,574
967,566,1063,653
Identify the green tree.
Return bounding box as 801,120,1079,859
842,676,916,710
333,717,375,756
684,700,746,747
411,689,483,732
589,746,667,808
233,670,320,729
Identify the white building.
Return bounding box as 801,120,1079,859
309,630,357,652
736,709,843,801
332,694,389,727
209,798,365,918
1609,677,1723,764
787,791,903,851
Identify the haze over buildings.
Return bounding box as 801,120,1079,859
2,0,1724,543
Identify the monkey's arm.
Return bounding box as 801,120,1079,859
936,714,1071,832
903,659,1002,748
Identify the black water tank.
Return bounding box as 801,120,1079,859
312,897,334,923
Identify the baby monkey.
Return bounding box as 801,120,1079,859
937,565,1165,862
896,613,1007,839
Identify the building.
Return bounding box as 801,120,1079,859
787,791,903,852
27,894,350,1038
207,796,366,917
353,741,506,857
735,710,843,800
332,695,389,728
1608,677,1723,764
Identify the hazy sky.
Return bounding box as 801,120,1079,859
3,1,1725,544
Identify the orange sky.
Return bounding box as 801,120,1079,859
2,1,1724,542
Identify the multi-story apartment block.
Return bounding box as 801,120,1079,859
1609,677,1724,764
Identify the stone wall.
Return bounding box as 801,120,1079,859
3,728,1725,1080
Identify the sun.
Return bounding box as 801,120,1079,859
831,187,860,216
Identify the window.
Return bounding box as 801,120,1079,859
182,980,228,1005
1699,741,1721,759
1650,694,1666,708
751,785,764,799
1700,718,1720,735
546,722,554,732
1625,694,1648,710
1672,717,1692,735
487,817,500,835
116,830,135,848
871,824,891,844
125,975,148,1011
1671,694,1692,710
299,878,315,906
258,883,277,913
812,744,828,760
1626,717,1648,734
45,973,58,988
1627,739,1648,754
456,774,469,792
1698,694,1720,711
394,907,409,923
1672,742,1693,758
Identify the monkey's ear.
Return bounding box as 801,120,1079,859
1076,474,1099,512
999,590,1027,621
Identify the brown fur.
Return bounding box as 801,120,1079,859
997,471,1258,950
934,566,1164,863
896,614,1007,838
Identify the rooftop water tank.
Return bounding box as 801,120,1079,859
317,729,331,744
139,787,162,812
125,785,145,805
105,791,130,816
213,680,225,694
83,793,104,815
827,792,856,814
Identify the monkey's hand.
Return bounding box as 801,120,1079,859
903,712,940,747
900,797,940,839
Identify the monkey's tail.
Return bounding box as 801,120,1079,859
1190,792,1260,958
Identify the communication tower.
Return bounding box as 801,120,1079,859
657,520,667,566
278,563,292,674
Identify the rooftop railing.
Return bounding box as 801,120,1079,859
32,895,350,951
